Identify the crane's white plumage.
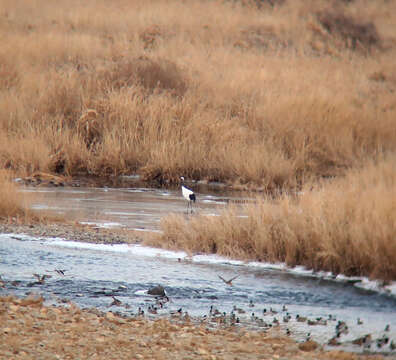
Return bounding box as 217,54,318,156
180,176,196,213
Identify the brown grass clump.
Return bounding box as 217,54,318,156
315,11,381,54
0,171,32,220
101,57,188,97
153,156,396,280
0,0,395,188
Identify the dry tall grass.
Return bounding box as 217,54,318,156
151,156,396,280
0,171,32,220
0,0,395,188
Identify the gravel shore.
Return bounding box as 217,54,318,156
0,295,383,360
0,222,143,245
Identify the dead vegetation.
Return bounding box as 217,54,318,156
0,171,32,221
316,11,381,53
0,0,394,187
152,156,396,280
0,170,64,223
0,0,396,279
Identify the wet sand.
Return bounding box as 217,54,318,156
0,295,384,360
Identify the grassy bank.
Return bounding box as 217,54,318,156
0,171,32,221
1,0,396,189
151,157,396,281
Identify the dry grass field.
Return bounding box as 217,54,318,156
1,0,396,279
1,0,395,187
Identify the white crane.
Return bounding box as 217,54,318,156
180,176,196,213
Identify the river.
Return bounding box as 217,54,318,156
0,184,395,354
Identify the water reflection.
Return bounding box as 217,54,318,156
22,186,246,231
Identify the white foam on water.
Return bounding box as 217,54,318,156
124,189,148,193
31,204,54,210
103,211,133,216
132,228,162,233
0,233,39,242
79,221,125,229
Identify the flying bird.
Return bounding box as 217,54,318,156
180,176,196,213
218,275,239,286
54,269,66,276
33,274,52,284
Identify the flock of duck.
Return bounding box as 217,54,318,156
1,271,395,353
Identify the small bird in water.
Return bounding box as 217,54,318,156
357,317,363,325
376,334,389,348
210,305,221,316
233,305,245,314
137,307,145,316
336,321,348,337
328,336,341,346
296,314,307,322
352,334,372,347
328,314,336,321
218,275,239,286
148,305,158,314
110,296,122,307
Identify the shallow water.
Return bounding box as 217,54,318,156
0,234,395,354
2,185,395,354
22,185,245,231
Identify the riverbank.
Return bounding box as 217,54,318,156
1,221,395,300
0,222,143,245
151,157,396,282
0,295,386,360
1,161,396,283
